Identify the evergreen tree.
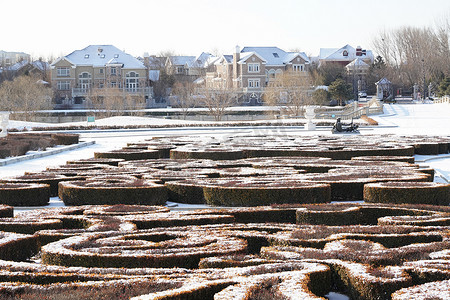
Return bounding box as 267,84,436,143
437,77,450,96
329,78,353,106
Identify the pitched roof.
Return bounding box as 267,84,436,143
346,58,370,68
319,44,374,62
187,52,218,68
240,47,309,66
61,45,145,69
169,56,196,66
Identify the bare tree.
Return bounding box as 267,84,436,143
372,22,450,94
88,87,124,118
264,71,314,116
0,75,52,121
171,81,197,119
200,86,238,121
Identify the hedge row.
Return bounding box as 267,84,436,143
0,133,80,159
41,230,248,269
0,183,50,206
0,202,446,298
392,280,450,300
58,179,167,206
364,182,450,206
0,205,13,218
295,203,442,226
0,232,39,261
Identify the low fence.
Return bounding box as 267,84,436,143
315,98,384,120
434,96,450,104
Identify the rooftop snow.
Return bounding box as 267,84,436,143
240,47,309,65
63,45,145,69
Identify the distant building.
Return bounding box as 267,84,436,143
318,44,374,67
318,45,374,95
50,45,157,109
0,50,31,67
206,46,310,104
166,52,218,81
5,59,50,81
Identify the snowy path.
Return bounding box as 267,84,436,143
372,103,450,135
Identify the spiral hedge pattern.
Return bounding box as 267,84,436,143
0,203,447,299
0,134,448,298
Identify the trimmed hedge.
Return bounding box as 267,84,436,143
0,205,13,218
170,147,245,160
0,183,50,206
351,156,415,164
124,213,235,229
364,182,450,206
165,179,213,204
83,205,169,216
41,231,248,268
329,261,413,300
58,179,168,206
94,149,160,161
50,133,79,145
392,279,450,300
202,179,331,206
0,218,63,234
1,173,79,197
0,232,39,261
66,158,125,166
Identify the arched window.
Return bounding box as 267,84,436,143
78,72,91,90
269,69,276,79
126,72,139,92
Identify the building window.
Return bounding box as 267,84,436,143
110,67,117,75
126,71,139,92
57,67,70,77
343,50,348,57
99,68,104,74
248,63,260,73
293,64,304,72
176,67,184,74
78,72,91,90
111,82,117,88
84,54,89,59
248,79,260,88
57,81,70,90
272,53,279,58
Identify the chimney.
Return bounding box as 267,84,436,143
356,46,362,57
233,45,240,84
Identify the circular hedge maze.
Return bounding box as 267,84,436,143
0,134,448,299
0,203,447,299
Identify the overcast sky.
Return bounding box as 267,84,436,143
2,0,449,59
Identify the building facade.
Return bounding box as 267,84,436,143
206,46,310,104
0,50,30,67
51,45,154,109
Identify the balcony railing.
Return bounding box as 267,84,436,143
72,87,153,97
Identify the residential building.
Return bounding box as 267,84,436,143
51,45,154,109
166,52,218,81
318,44,374,67
206,46,310,104
318,45,374,96
4,59,50,81
0,50,30,67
